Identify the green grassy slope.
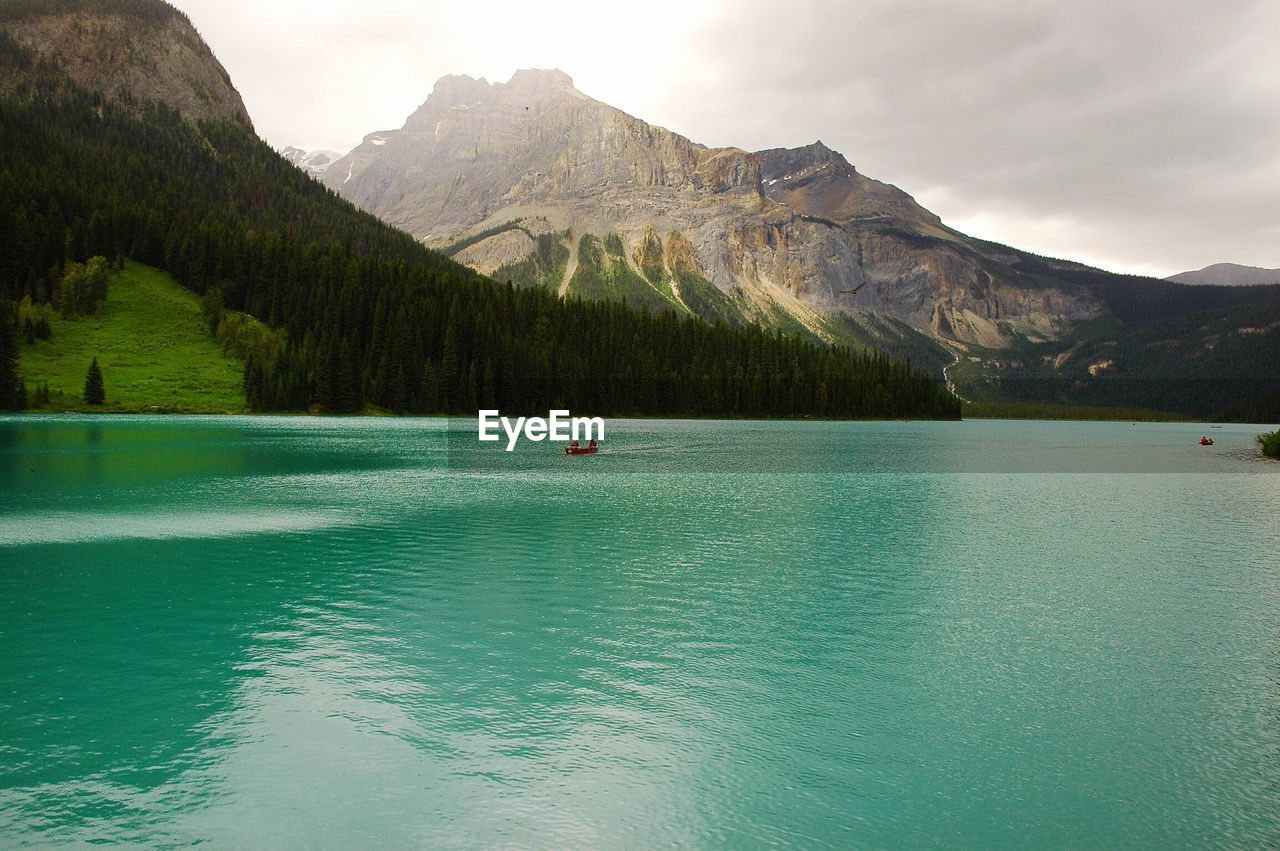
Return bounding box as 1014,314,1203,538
492,231,570,290
19,261,246,412
567,233,683,313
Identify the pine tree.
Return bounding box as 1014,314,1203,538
331,340,358,413
83,357,105,405
418,360,440,412
0,298,23,410
439,318,459,411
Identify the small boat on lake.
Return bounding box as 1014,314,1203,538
1199,436,1214,446
565,439,599,455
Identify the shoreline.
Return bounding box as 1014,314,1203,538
5,411,1277,428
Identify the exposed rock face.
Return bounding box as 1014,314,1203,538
324,69,1100,348
0,1,252,128
453,227,537,276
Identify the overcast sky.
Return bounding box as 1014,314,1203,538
173,0,1279,277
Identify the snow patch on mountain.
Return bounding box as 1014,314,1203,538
280,146,343,176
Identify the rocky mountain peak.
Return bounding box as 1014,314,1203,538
427,73,491,105
758,141,855,182
420,69,578,110
503,68,576,96
402,69,582,132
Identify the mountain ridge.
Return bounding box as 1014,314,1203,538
1168,262,1280,287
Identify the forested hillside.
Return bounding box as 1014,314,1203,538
0,28,959,419
948,286,1280,419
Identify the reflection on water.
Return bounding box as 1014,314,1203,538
0,509,351,546
1,415,1278,847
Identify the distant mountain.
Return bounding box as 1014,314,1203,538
280,146,342,176
1167,263,1280,286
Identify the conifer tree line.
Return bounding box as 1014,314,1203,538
0,298,25,410
0,33,960,419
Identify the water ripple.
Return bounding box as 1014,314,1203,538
1,416,1278,847
0,509,350,546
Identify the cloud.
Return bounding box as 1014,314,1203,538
172,0,1279,276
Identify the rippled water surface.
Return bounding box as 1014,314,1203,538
2,416,1278,847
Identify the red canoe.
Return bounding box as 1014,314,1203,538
565,445,599,455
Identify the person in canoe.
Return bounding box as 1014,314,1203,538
1200,435,1214,446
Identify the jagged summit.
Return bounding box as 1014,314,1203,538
425,73,491,105
761,140,847,166
0,0,252,127
325,68,758,243
419,69,579,110
757,141,858,185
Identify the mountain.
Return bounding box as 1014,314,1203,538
281,145,342,176
0,1,958,420
0,0,251,127
322,69,1280,416
1167,263,1280,287
324,70,1095,356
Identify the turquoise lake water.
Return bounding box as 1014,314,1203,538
1,415,1278,847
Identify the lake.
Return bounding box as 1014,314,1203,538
1,416,1278,847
